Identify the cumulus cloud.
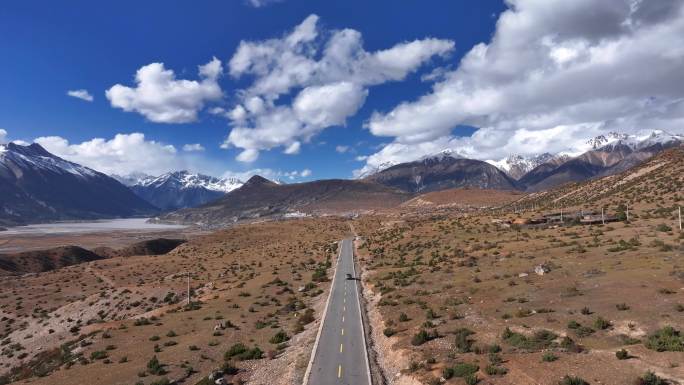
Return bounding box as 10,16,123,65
67,89,94,102
0,128,7,143
182,143,205,152
222,14,454,161
106,57,223,123
335,145,349,153
34,133,183,176
359,0,684,174
222,167,312,182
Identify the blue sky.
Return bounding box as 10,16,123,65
2,0,683,181
0,0,502,180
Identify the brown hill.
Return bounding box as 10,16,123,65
0,238,186,275
158,176,410,225
518,139,682,191
511,146,684,209
0,246,104,275
93,238,186,258
364,156,518,193
402,187,523,208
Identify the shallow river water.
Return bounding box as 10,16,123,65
0,218,186,236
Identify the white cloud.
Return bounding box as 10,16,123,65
335,145,349,153
360,0,684,173
67,89,94,102
106,57,223,123
34,133,183,176
222,14,454,162
222,167,312,182
0,128,7,143
182,143,205,152
245,0,282,8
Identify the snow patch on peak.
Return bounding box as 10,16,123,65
420,148,463,162
133,170,243,193
1,142,98,179
589,130,682,151
488,153,562,180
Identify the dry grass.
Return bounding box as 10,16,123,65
1,218,349,385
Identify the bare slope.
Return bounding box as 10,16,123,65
159,175,410,225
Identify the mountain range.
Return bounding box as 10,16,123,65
1,130,680,226
0,142,156,226
119,171,243,210
516,130,683,191
157,175,408,226
363,155,518,192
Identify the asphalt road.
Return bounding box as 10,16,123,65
306,238,371,385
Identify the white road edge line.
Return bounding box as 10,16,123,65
302,240,342,385
351,237,373,385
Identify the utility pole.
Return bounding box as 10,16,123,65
626,204,629,222
187,271,191,305
602,207,605,225
560,208,563,223
679,206,682,231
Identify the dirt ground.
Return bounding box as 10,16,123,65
1,218,349,385
353,197,684,385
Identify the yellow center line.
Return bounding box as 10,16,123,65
342,315,344,322
341,328,344,336
338,365,342,378
343,305,346,312
340,343,343,353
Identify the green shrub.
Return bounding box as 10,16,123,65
453,328,475,353
444,362,479,380
542,352,558,362
383,328,396,337
226,343,247,358
90,350,107,360
558,375,589,385
411,329,438,346
502,328,557,351
644,326,684,352
452,362,479,377
655,224,672,232
147,356,165,375
575,326,595,337
560,336,582,353
593,317,611,330
269,330,289,344
615,349,629,360
464,374,479,385
636,371,667,385
484,364,507,375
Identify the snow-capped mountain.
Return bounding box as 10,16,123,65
518,130,683,191
1,141,98,179
356,149,464,179
586,132,631,149
590,130,683,151
0,142,156,226
487,153,570,180
137,171,243,193
128,171,244,210
363,154,517,193
112,172,153,187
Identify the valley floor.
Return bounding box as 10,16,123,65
1,178,683,385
